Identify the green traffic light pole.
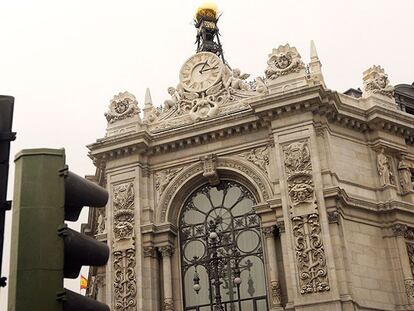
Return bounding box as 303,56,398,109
8,148,110,311
8,149,65,311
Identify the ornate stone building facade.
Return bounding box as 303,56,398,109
82,13,414,311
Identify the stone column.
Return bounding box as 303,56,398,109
262,226,283,309
159,245,175,311
392,224,414,304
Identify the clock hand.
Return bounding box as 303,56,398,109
199,60,209,74
201,66,219,72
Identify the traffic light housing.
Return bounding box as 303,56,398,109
8,148,110,311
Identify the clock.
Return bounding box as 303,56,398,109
179,52,223,92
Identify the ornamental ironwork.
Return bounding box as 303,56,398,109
179,181,268,311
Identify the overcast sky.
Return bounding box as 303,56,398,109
1,0,413,308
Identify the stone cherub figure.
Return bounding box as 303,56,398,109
163,86,182,111
398,156,413,192
377,148,393,186
224,68,250,91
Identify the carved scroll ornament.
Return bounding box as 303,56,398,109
113,248,137,311
292,213,330,294
105,91,140,124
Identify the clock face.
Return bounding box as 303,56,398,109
179,52,223,92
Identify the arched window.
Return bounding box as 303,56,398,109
179,181,268,311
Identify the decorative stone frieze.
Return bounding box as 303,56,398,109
155,167,183,195
200,154,219,185
238,145,270,174
407,243,414,276
163,298,174,311
265,44,305,80
363,65,394,99
105,91,140,124
113,248,137,311
282,140,330,295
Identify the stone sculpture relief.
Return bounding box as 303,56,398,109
292,213,330,294
270,280,282,305
238,146,270,174
113,248,137,311
398,156,413,193
155,167,183,195
105,91,140,124
265,44,305,80
200,154,219,185
113,183,135,241
363,65,395,98
282,140,330,294
96,210,106,235
224,68,251,91
377,148,394,186
112,182,137,310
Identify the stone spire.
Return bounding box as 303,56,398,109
309,40,325,87
143,88,159,123
144,88,153,107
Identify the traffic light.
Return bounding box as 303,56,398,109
8,148,110,311
0,95,16,287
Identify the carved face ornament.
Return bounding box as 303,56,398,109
275,54,291,69
114,100,129,114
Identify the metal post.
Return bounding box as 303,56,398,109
0,95,16,287
8,149,65,311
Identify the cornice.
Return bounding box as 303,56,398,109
87,84,414,164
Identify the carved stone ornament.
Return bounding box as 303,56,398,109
159,245,174,257
262,226,275,238
265,44,305,80
113,248,137,311
238,146,270,174
155,167,183,195
270,280,282,305
327,211,340,224
398,156,414,193
405,279,414,299
377,148,394,186
163,298,174,311
105,91,140,124
143,246,157,258
145,53,268,132
276,220,285,233
283,141,311,175
200,154,219,185
113,183,135,241
363,65,395,99
292,213,330,294
95,210,106,235
406,243,414,276
392,223,409,237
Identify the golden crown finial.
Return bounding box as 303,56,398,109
195,1,218,21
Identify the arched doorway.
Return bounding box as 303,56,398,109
179,180,269,311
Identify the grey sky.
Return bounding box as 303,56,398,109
1,0,413,308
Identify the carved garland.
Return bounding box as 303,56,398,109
282,140,330,294
112,182,137,310
158,157,272,223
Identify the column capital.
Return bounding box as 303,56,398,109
262,225,276,238
276,220,285,233
392,223,409,237
143,246,157,258
159,245,174,257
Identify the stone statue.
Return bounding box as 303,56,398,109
377,148,393,186
363,65,394,98
224,68,250,91
96,211,105,234
163,86,182,111
398,156,413,192
255,76,269,94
